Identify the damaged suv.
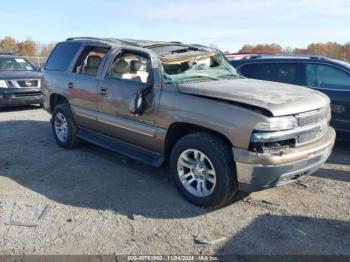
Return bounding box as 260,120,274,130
42,37,335,208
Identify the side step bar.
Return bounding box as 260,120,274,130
77,128,164,167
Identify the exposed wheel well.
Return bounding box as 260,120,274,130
50,94,68,112
164,122,233,159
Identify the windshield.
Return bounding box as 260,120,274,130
162,52,240,83
0,57,34,71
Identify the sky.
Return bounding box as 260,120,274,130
1,0,349,52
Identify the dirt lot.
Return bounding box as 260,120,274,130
0,106,349,256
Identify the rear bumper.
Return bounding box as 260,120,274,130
234,127,336,192
0,88,43,106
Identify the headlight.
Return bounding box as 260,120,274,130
254,116,297,131
0,80,8,88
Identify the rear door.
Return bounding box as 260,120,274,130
66,44,109,131
304,62,350,134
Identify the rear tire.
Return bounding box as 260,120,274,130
170,132,238,209
51,103,80,149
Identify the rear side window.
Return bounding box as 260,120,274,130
238,64,258,78
45,42,81,71
73,47,108,77
306,63,350,90
239,63,299,85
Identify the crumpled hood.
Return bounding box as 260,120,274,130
177,78,330,116
0,71,42,80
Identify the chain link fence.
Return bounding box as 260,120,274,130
22,56,47,69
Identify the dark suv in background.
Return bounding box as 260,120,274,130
229,55,350,138
0,54,43,108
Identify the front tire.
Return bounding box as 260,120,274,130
170,132,238,209
51,103,80,149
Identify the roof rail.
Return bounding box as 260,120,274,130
0,52,14,56
66,37,104,41
66,37,140,47
227,53,333,61
226,52,276,56
309,55,329,60
66,37,121,44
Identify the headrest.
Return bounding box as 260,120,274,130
87,55,102,68
130,60,142,72
163,64,180,73
111,60,129,74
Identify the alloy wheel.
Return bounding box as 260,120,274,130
177,149,216,197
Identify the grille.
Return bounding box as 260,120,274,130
297,107,330,127
6,80,14,87
297,129,320,144
17,80,39,88
295,106,330,145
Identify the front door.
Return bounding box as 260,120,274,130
96,49,162,152
305,63,350,135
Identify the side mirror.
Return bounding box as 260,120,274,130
35,67,42,72
129,90,144,115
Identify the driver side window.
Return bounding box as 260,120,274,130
306,63,350,90
107,52,152,84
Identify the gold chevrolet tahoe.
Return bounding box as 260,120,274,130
42,37,335,208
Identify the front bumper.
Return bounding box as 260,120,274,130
0,88,43,106
234,127,336,192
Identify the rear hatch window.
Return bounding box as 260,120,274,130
45,42,81,71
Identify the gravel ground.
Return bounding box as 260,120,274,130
0,106,349,255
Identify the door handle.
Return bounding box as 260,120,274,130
68,81,74,88
99,87,108,97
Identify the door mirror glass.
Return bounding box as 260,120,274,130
129,91,144,115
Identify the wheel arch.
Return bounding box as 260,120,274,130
164,122,233,160
49,93,69,112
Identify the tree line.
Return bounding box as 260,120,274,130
237,42,350,63
1,36,350,63
0,36,55,57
